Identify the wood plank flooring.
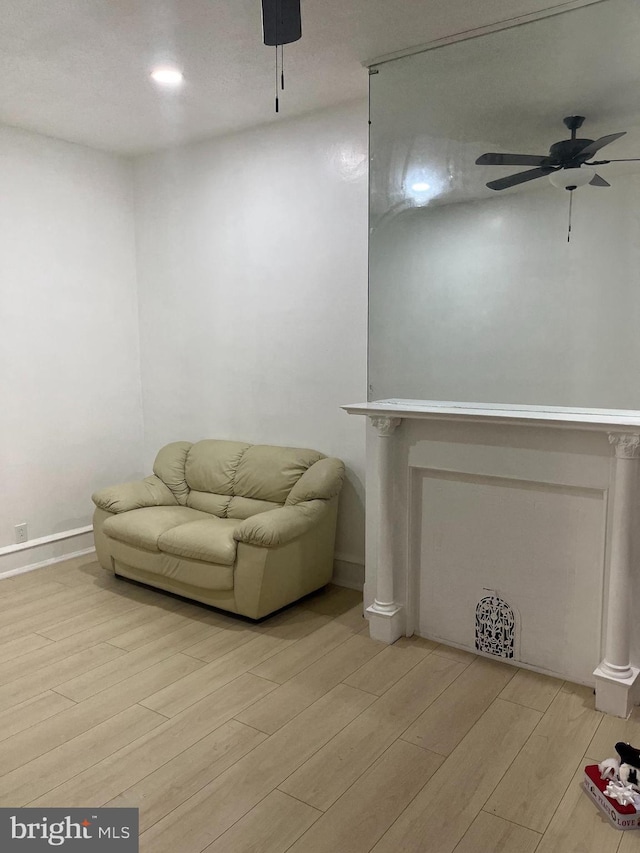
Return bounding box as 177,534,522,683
0,553,636,851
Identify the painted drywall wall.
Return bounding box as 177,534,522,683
370,177,640,407
133,100,369,570
0,124,144,565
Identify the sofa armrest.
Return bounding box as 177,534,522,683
285,457,345,506
233,500,329,548
92,476,177,513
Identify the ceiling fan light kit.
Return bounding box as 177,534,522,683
548,166,594,190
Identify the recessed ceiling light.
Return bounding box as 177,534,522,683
150,66,184,87
411,182,431,192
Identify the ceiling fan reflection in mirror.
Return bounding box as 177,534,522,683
475,116,640,239
476,116,640,191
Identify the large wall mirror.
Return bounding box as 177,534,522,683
368,0,640,408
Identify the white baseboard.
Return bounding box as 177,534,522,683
332,554,365,591
0,524,93,557
0,527,95,579
0,547,97,581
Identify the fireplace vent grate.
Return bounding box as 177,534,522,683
475,592,515,658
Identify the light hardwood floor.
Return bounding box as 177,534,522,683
1,553,639,852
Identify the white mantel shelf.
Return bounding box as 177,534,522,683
341,399,640,431
343,397,640,717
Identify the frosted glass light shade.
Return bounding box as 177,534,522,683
548,167,594,189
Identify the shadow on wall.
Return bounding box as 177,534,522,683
335,469,365,564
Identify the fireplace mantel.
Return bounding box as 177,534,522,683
342,399,640,431
342,398,640,717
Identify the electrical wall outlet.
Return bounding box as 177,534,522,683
14,523,28,544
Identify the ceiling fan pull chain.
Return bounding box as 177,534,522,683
281,44,285,90
567,190,574,243
274,0,279,112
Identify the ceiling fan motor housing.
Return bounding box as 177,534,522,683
549,139,595,165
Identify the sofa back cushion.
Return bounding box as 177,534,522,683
155,439,325,517
185,441,251,494
233,445,324,504
227,496,282,520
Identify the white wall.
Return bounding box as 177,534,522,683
370,178,640,407
133,100,369,571
0,125,144,565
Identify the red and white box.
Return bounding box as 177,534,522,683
583,765,640,830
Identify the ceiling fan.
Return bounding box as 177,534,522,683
476,116,640,191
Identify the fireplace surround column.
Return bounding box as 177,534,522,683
367,415,404,643
594,432,640,717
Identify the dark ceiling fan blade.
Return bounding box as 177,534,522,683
590,157,640,163
576,132,626,158
589,173,610,187
476,153,550,166
486,167,553,191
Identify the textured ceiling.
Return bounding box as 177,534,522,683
0,0,594,153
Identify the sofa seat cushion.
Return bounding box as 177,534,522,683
109,543,235,592
158,518,241,566
102,506,211,552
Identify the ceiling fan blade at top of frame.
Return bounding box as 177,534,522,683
476,153,550,166
486,167,553,191
576,132,627,158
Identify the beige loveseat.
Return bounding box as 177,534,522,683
92,440,344,619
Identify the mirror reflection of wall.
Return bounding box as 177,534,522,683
368,0,640,408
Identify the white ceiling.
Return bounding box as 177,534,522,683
0,0,590,154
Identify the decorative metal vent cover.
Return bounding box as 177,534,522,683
475,592,515,658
